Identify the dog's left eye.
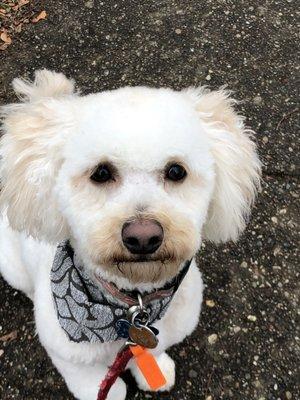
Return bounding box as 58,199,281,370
90,164,114,183
165,163,187,182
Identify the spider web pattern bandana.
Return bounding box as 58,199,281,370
51,241,191,344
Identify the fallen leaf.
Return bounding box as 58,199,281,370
0,330,18,342
0,43,9,51
0,3,10,11
0,30,12,44
0,349,4,357
19,0,30,6
31,10,47,23
15,24,22,33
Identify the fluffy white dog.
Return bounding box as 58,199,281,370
0,70,261,400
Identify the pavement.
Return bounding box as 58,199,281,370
0,1,299,399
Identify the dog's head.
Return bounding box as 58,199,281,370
0,70,261,287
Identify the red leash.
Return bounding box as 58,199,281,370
97,345,167,400
97,346,133,400
97,291,171,399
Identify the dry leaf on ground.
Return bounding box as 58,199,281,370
0,330,18,342
0,30,12,44
31,9,46,23
0,1,47,50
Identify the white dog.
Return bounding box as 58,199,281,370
0,70,261,400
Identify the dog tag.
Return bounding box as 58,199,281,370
129,325,158,349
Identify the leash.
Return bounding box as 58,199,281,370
97,346,133,400
97,294,167,399
96,261,192,399
97,345,166,400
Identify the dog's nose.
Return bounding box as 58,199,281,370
122,220,163,255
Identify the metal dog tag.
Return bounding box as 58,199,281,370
129,325,159,349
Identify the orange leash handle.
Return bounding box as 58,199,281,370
130,345,167,390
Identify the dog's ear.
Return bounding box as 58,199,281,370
184,87,261,243
0,70,76,242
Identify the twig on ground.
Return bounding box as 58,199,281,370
276,107,299,131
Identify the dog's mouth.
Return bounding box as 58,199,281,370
92,251,183,284
112,254,172,264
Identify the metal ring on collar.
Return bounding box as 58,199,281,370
131,309,150,327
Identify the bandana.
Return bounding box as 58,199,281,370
51,241,191,344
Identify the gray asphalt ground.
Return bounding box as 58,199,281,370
0,1,299,399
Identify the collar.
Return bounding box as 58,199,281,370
94,258,191,307
51,240,192,344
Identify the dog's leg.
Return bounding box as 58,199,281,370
0,219,34,299
129,351,175,392
50,352,127,400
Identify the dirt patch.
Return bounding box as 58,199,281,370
0,0,46,50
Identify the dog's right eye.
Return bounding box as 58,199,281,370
90,164,114,183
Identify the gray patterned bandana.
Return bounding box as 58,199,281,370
51,241,191,344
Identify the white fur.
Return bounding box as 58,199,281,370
0,70,261,399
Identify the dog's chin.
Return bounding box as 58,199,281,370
96,254,183,285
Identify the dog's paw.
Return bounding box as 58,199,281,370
131,352,175,392
106,378,127,400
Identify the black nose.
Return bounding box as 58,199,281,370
122,220,164,255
